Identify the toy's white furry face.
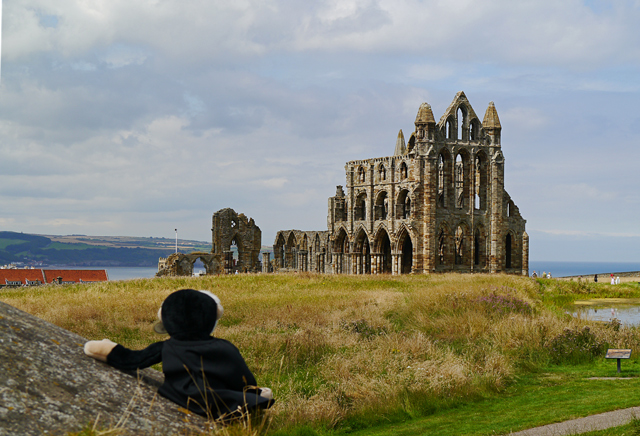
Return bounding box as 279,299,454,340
153,290,223,335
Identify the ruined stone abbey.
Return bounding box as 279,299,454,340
158,91,528,277
273,91,528,275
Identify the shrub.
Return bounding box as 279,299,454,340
475,289,533,317
547,326,606,364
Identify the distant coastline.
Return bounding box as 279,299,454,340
558,271,640,283
529,261,640,279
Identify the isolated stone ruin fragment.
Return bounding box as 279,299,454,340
157,208,262,276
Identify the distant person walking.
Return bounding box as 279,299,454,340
611,276,615,285
594,274,598,283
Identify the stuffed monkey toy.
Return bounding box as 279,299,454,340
84,289,273,419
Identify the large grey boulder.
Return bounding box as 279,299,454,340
0,300,207,435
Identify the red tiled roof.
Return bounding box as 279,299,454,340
42,269,109,284
0,269,45,286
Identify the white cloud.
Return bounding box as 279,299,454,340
254,178,289,189
406,64,455,82
4,0,640,69
501,107,549,131
1,0,640,262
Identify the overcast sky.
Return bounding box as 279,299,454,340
1,0,639,262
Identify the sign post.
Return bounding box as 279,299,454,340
605,349,632,373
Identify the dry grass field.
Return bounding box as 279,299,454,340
2,273,639,435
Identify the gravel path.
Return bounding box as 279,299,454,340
508,406,640,435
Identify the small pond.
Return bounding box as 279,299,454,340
573,298,640,326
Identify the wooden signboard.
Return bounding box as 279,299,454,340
605,348,632,373
606,349,632,359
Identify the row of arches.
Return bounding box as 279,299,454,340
437,223,487,269
274,225,522,274
444,106,482,141
354,188,412,222
357,161,409,184
437,148,488,211
435,223,521,271
333,225,414,275
273,231,330,273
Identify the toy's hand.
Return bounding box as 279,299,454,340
259,387,273,400
84,339,118,362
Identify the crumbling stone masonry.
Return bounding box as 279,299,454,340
157,208,262,276
211,208,262,274
156,252,219,277
275,91,528,275
273,230,331,273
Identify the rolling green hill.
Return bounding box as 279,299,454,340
0,232,211,267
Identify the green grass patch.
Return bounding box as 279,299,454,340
42,242,107,250
580,419,640,435
0,238,28,249
333,362,640,436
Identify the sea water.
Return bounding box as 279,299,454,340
529,261,640,278
104,267,159,280
45,266,159,281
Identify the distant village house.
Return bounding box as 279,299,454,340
0,269,108,287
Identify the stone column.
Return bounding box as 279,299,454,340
391,253,398,275
489,153,504,273
424,155,436,273
223,250,232,274
262,252,270,273
522,231,529,276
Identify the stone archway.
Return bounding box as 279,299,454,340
398,230,413,274
156,252,220,277
374,228,392,274
354,229,371,274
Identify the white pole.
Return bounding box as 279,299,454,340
175,229,177,253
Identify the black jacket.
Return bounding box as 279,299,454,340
108,337,272,418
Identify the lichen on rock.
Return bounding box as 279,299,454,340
0,300,206,435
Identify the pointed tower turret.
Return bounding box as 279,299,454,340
394,129,406,155
482,101,501,146
414,103,436,141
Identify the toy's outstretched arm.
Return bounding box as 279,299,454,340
84,340,164,371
